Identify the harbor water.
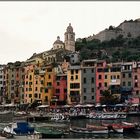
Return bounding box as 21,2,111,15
0,115,140,139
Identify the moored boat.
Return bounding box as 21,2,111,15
35,126,64,138
86,124,123,134
70,125,109,134
3,121,34,136
87,112,127,120
50,113,70,122
102,122,135,133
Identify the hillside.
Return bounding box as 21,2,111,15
76,18,140,42
75,35,140,62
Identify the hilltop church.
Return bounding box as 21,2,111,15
26,23,79,65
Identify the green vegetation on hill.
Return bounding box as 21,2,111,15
75,35,140,62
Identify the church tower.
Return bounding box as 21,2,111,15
64,23,75,52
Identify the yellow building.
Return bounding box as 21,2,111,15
24,64,35,103
109,63,121,95
67,65,81,105
43,64,56,105
104,64,111,90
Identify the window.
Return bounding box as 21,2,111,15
123,82,126,86
104,82,107,87
36,81,38,84
135,75,138,80
64,88,67,93
83,69,86,73
75,75,78,80
135,83,138,87
29,88,32,91
91,88,94,92
41,80,44,84
45,88,48,93
34,93,38,98
71,76,74,80
84,78,86,83
84,96,86,100
98,75,102,79
71,70,74,74
91,69,94,73
91,77,94,83
29,82,32,85
75,70,78,74
117,75,120,79
40,87,43,92
48,75,51,79
99,83,102,87
70,83,80,89
136,90,139,95
57,82,60,86
128,82,131,87
105,75,107,79
56,89,60,93
35,87,38,91
123,73,125,78
84,88,86,93
92,96,94,100
47,82,52,86
128,73,131,78
29,94,32,98
29,75,32,80
45,96,48,102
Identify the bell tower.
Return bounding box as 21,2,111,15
64,23,75,52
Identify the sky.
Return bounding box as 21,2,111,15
0,1,140,64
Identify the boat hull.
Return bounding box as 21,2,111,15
70,127,108,134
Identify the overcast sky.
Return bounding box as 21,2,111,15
0,1,140,64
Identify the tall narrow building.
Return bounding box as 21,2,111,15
64,23,75,52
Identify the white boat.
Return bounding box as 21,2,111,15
86,124,123,134
87,112,127,120
70,126,108,134
50,113,70,122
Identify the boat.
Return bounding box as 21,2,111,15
3,121,34,136
35,126,64,138
70,125,109,134
87,112,127,120
86,124,123,134
122,121,140,132
102,122,135,133
50,113,70,122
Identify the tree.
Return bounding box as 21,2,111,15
100,90,120,105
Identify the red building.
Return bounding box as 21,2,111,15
132,62,140,104
53,74,67,105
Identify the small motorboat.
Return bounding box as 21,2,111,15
35,126,64,138
102,122,135,133
50,113,70,122
87,113,127,120
86,124,123,134
70,125,109,134
3,121,34,136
